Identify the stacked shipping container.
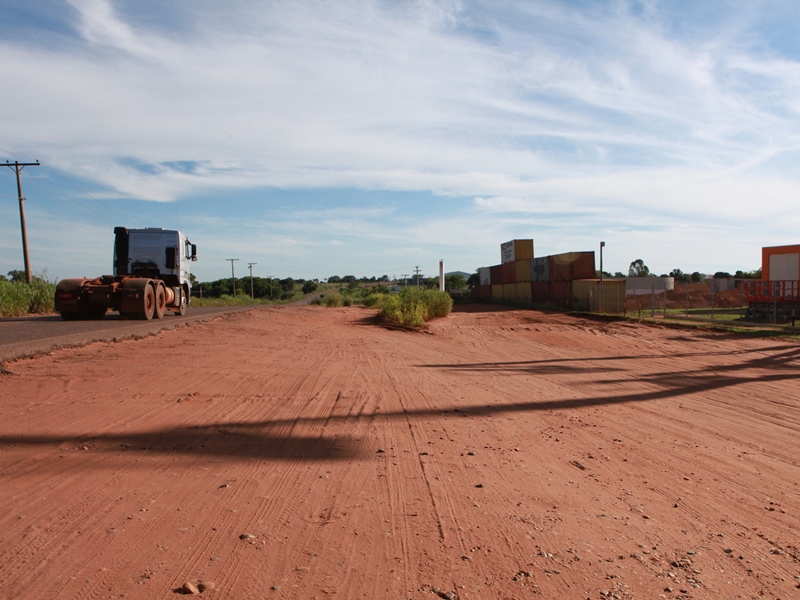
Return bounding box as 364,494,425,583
473,240,606,309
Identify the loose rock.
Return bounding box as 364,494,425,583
181,581,200,595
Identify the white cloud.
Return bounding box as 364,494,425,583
2,0,800,280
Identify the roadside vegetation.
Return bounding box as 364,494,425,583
379,287,453,326
0,271,56,318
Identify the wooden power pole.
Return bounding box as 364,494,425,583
3,160,40,284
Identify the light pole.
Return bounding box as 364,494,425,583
599,241,605,313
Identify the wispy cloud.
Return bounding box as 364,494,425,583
2,0,800,279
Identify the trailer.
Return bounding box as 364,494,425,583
54,227,197,320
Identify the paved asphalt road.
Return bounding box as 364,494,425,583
0,306,260,365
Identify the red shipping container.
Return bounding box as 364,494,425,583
548,251,596,281
501,261,516,284
490,264,504,285
549,281,572,308
471,285,492,300
531,282,549,303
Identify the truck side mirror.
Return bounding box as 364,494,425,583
191,244,197,261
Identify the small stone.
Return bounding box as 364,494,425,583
432,586,440,593
664,586,673,593
377,448,385,453
239,533,256,540
181,581,200,595
467,451,475,456
219,483,229,488
198,581,215,591
271,584,281,591
445,592,455,600
475,483,484,488
724,548,734,554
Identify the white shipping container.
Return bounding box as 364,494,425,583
479,267,491,286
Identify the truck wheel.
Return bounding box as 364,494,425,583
137,285,156,320
154,283,166,319
60,311,79,321
173,287,188,316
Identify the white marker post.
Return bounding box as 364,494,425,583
439,260,445,292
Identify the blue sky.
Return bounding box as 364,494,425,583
2,0,800,283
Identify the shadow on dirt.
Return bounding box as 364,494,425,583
0,424,364,461
4,339,800,462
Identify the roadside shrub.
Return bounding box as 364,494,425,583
342,296,353,307
380,287,453,327
362,293,386,308
0,276,56,317
321,291,343,307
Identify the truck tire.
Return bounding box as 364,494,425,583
154,283,166,319
55,278,89,320
173,286,188,316
138,284,156,320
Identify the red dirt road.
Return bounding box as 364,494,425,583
1,305,799,599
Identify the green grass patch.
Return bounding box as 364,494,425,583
380,287,453,327
0,277,56,317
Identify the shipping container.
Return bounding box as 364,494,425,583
548,251,596,282
549,281,572,309
501,239,534,264
515,259,532,283
515,282,531,304
572,279,626,313
471,284,492,301
478,267,491,286
491,284,504,300
490,265,504,285
762,244,800,281
531,257,549,282
531,281,549,303
502,283,516,301
501,261,516,285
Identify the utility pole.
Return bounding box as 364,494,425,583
414,266,422,287
226,258,239,296
248,262,257,299
401,274,409,288
3,160,40,284
599,241,605,313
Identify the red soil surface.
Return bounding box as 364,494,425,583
1,305,799,599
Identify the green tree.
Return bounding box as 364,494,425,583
7,270,26,283
669,268,690,283
628,259,650,277
466,270,481,287
690,272,703,283
444,273,466,291
302,280,318,294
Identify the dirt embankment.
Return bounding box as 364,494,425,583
1,305,799,599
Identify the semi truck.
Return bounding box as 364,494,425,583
54,227,197,320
